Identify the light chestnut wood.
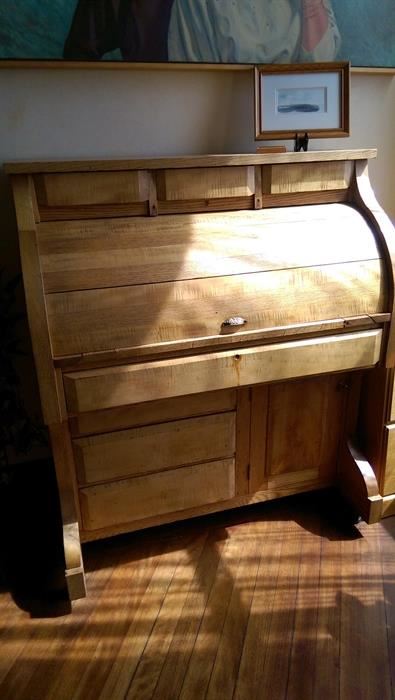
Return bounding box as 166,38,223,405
156,195,254,215
34,171,150,208
382,494,395,517
38,203,381,293
8,151,395,603
74,412,236,486
64,330,383,414
391,376,395,421
383,424,395,496
249,386,268,493
267,466,319,488
38,202,148,222
357,366,395,493
80,458,236,531
256,145,287,153
4,149,377,175
262,189,349,208
337,440,383,523
47,260,385,357
48,423,86,600
69,388,236,436
235,388,251,496
156,166,255,201
253,165,263,209
266,375,347,481
351,159,395,367
267,161,353,194
80,473,332,542
10,175,62,424
53,313,390,370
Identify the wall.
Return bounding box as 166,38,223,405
0,66,394,459
0,67,394,216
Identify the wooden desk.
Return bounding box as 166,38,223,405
6,149,395,600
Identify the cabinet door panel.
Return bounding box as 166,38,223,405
250,375,348,492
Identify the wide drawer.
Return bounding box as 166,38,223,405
80,458,235,531
74,412,236,485
64,330,382,414
70,388,237,437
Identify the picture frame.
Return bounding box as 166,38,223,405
254,62,350,141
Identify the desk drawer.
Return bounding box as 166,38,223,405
80,458,235,531
64,330,382,414
74,412,236,485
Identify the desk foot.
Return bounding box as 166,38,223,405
338,439,382,523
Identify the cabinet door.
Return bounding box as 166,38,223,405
249,374,348,493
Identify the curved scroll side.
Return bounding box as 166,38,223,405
338,438,383,524
351,159,395,368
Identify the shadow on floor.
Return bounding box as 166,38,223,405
0,458,365,619
0,459,71,617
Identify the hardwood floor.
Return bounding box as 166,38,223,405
0,489,394,700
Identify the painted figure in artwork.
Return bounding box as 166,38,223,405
63,0,341,63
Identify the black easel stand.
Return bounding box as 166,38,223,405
294,133,309,152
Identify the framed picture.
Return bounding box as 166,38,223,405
254,62,350,141
0,1,393,70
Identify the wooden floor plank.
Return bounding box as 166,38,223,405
204,520,262,700
312,519,341,699
176,535,242,700
94,536,187,700
339,522,392,700
233,519,283,700
146,529,226,700
252,518,304,699
285,516,322,700
378,519,395,698
0,493,394,700
124,533,208,700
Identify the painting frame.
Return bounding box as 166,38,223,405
0,1,394,71
254,62,350,141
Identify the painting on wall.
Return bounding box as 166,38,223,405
0,0,394,69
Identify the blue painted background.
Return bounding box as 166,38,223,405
0,0,394,67
332,0,395,68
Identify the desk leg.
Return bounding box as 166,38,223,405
49,423,86,600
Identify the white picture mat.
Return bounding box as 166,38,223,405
261,72,341,132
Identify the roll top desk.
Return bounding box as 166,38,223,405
6,149,395,600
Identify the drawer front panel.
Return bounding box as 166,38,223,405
35,171,151,207
70,388,237,437
64,330,382,414
74,412,236,485
156,166,255,201
266,162,353,194
80,458,235,531
48,260,384,356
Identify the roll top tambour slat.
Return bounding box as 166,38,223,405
47,261,384,357
38,202,386,358
38,204,380,294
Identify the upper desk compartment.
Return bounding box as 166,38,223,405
6,151,393,363
41,204,384,359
